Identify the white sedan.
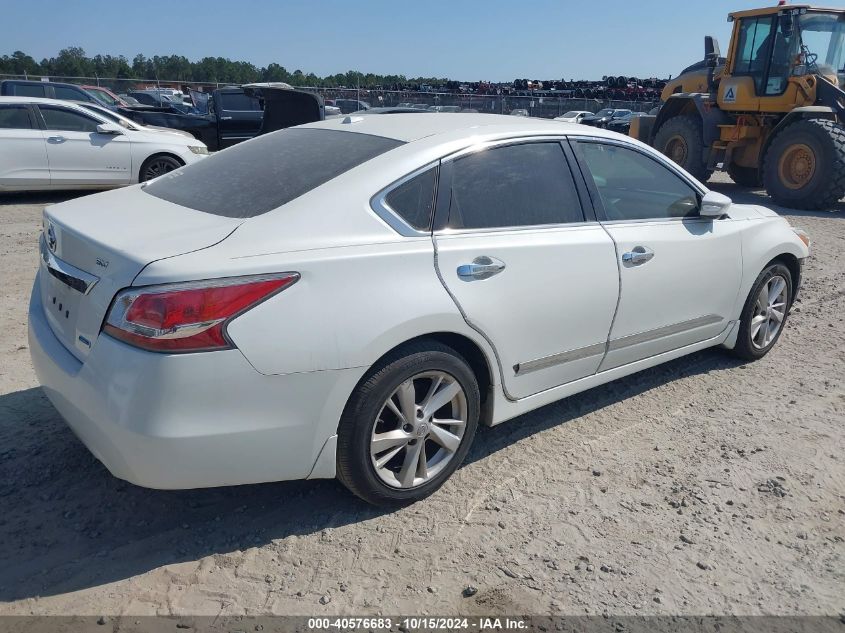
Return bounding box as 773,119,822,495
28,114,810,505
555,110,592,123
0,96,208,191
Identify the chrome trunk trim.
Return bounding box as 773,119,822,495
39,236,99,295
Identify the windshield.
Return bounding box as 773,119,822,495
595,109,614,117
799,12,845,73
77,104,140,130
562,111,582,117
144,128,404,218
84,87,118,107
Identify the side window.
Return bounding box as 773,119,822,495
0,105,33,130
734,16,774,93
53,85,87,101
12,83,46,98
219,92,261,111
577,142,700,221
384,168,436,231
448,142,584,229
38,106,100,133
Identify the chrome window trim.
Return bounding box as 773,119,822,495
435,220,601,237
441,134,570,163
370,161,439,237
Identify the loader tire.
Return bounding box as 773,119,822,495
727,163,762,188
763,118,845,210
654,115,712,182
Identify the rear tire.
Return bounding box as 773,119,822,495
763,118,845,210
336,341,480,506
139,154,183,183
730,263,793,361
654,115,712,182
727,163,762,188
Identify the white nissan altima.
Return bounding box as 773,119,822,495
0,96,208,191
28,114,810,505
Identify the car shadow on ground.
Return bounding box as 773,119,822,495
707,181,845,217
0,191,97,206
0,346,742,601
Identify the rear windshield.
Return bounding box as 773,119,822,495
143,128,403,217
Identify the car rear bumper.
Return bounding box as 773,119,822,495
28,274,355,489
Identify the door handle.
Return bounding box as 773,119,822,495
622,246,654,266
219,116,233,120
47,135,66,143
457,256,506,281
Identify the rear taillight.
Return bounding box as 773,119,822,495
103,273,299,352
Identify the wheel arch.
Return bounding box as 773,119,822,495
766,252,801,304
652,93,727,147
348,331,497,427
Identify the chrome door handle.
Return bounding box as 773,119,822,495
622,247,654,266
457,256,506,281
47,135,66,143
219,116,233,120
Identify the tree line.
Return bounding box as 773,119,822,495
0,47,456,90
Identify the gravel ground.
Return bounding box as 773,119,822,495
0,175,842,617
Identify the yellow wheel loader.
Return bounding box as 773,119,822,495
630,5,845,210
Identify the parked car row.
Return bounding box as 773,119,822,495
27,113,810,506
1,79,326,152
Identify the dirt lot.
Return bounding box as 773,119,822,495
0,175,842,618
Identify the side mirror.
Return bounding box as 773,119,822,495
96,122,124,135
705,36,721,66
700,190,732,217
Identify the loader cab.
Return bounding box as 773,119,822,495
719,6,845,112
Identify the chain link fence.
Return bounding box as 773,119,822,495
0,74,660,118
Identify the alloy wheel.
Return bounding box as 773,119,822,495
369,371,468,489
143,158,179,181
750,274,788,350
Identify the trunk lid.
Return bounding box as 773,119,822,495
39,185,242,361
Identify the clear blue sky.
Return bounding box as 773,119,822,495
5,0,780,81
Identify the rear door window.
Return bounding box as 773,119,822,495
447,142,585,229
144,128,404,217
11,83,46,97
219,92,262,111
53,85,87,101
0,105,33,129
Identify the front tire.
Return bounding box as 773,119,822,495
730,263,793,361
139,154,183,183
337,341,480,506
763,118,845,210
654,114,712,182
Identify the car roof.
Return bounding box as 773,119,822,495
0,95,92,106
300,112,616,143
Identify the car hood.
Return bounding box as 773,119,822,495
126,127,202,146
